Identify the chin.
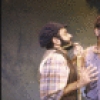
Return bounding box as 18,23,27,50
95,32,100,36
97,34,100,37
63,43,74,50
97,36,100,39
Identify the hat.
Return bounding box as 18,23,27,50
39,22,67,47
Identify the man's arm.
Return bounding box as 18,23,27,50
61,47,98,98
40,52,98,100
39,53,69,99
61,66,98,99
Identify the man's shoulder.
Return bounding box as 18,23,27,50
85,45,94,52
83,45,94,58
39,51,67,74
52,52,65,59
41,50,66,64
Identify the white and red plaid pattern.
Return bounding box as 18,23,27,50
39,52,70,100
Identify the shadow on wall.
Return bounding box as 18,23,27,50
86,0,100,13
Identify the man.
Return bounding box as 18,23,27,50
38,22,98,100
83,16,100,100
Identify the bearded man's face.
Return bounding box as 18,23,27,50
57,28,74,50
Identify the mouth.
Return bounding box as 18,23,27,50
96,32,100,35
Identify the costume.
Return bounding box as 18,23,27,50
84,46,100,100
39,49,77,100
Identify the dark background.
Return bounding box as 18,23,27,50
2,0,100,100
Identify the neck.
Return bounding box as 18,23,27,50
97,37,100,49
54,45,67,54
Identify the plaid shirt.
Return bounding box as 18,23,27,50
39,50,70,100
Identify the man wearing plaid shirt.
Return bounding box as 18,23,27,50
38,22,98,100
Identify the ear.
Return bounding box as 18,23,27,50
52,37,60,45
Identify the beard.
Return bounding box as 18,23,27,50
59,38,74,50
62,42,74,50
55,34,74,50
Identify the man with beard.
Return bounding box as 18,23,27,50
83,16,100,100
38,22,98,100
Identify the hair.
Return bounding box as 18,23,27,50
45,39,54,49
94,16,100,29
45,32,60,49
39,22,66,50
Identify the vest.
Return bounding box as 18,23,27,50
55,50,77,100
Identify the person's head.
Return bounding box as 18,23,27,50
39,22,73,50
94,16,100,38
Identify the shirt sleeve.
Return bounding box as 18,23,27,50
40,53,70,100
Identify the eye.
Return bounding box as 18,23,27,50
64,33,67,36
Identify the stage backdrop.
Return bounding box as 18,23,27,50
2,0,100,100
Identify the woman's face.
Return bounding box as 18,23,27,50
94,28,100,37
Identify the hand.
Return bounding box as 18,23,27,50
73,42,84,56
77,66,98,88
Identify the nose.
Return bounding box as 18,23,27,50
94,28,100,36
68,33,73,38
